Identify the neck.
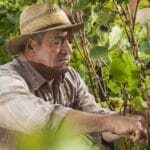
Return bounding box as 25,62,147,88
23,53,65,82
29,61,61,82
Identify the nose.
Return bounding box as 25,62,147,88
61,39,73,54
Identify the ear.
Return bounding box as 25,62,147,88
25,37,37,56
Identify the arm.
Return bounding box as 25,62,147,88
0,72,146,142
61,109,146,142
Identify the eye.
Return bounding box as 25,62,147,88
68,38,73,44
53,38,63,46
67,34,74,44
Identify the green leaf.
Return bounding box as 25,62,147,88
0,8,8,14
110,58,127,83
90,46,108,59
121,53,140,90
78,64,88,80
90,6,98,26
109,25,122,49
102,67,109,81
74,0,91,13
107,80,121,94
130,96,146,111
97,10,115,26
7,13,19,24
139,41,150,54
116,0,131,4
139,1,150,9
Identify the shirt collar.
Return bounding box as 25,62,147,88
17,54,46,91
17,54,65,91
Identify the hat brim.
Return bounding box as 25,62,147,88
6,23,83,55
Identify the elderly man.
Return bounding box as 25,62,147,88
0,2,146,149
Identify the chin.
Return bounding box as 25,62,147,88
58,66,69,74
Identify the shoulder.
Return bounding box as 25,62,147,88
65,66,80,81
64,66,85,88
0,59,19,75
0,60,29,91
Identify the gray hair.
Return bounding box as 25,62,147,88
19,32,46,53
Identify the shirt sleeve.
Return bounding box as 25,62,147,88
0,73,70,134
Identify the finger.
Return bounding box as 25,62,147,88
132,129,147,142
117,132,147,143
138,139,147,144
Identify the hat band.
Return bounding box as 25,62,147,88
34,23,64,32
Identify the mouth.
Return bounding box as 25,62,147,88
60,60,69,65
58,57,70,62
59,59,69,62
58,58,70,66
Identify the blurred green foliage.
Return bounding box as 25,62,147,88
0,0,150,149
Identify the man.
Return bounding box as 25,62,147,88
0,2,146,149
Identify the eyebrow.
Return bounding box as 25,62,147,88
53,31,74,40
54,30,73,36
54,33,68,38
54,35,67,40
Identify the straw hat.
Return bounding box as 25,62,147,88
6,3,83,54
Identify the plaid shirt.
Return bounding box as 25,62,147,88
0,54,115,148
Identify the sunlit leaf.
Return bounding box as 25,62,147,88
109,25,122,49
110,58,127,83
130,96,146,111
107,80,121,94
139,1,150,9
116,0,131,4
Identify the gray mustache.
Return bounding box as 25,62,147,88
58,55,70,61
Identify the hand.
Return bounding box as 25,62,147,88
111,116,147,142
130,115,147,144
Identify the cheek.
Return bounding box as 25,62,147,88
38,47,59,67
48,49,60,65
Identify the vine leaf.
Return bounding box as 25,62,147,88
74,0,91,13
107,80,121,94
130,96,146,111
139,41,150,54
109,25,122,49
116,0,131,4
90,46,108,59
110,58,127,83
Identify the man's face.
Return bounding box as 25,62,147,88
31,30,73,75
